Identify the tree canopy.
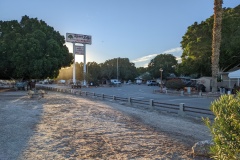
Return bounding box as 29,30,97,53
179,5,240,77
57,58,138,83
100,58,137,81
148,53,177,79
0,15,73,80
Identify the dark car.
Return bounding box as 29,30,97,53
195,84,206,92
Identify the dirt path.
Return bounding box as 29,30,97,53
0,91,211,160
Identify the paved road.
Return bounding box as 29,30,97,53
38,84,218,109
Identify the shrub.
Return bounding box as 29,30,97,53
165,79,185,90
203,92,240,159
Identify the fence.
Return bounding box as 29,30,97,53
36,85,214,119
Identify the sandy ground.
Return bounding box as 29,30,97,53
0,90,211,160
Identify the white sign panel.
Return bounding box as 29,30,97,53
66,33,92,44
75,46,84,55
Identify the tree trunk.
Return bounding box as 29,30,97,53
211,0,223,92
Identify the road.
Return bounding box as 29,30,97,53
38,84,218,109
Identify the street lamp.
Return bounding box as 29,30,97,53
159,68,163,92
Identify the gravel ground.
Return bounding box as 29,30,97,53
0,89,211,160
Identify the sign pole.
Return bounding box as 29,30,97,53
66,33,92,86
83,44,86,86
73,43,76,84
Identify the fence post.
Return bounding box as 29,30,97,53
149,99,154,110
128,97,132,105
180,91,184,96
113,95,116,101
102,94,104,100
178,103,186,116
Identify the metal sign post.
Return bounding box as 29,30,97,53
72,43,76,84
83,44,87,86
66,33,92,86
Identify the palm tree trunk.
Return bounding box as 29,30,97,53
211,0,223,92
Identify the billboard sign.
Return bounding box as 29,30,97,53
66,33,92,44
75,46,84,55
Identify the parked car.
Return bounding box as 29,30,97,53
136,79,142,85
126,80,132,84
58,79,66,84
109,79,121,87
110,79,121,85
15,81,28,90
146,80,158,86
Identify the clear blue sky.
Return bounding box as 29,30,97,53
1,0,239,67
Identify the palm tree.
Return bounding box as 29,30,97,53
211,0,223,92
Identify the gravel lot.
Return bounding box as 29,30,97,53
0,89,211,160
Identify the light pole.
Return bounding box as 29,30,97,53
159,68,163,92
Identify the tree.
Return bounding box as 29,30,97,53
211,0,223,92
86,61,101,83
100,58,137,81
219,5,240,71
136,67,148,76
100,59,115,80
0,15,73,80
180,5,240,77
180,21,212,77
148,54,177,79
56,67,73,81
118,58,137,81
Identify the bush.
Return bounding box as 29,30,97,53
165,79,185,90
203,92,240,159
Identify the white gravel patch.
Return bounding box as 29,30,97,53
0,90,211,160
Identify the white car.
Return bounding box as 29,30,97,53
146,80,158,86
111,79,121,85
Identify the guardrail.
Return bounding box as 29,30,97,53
36,85,214,119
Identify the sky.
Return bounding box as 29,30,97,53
0,0,239,68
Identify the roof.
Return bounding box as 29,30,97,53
228,69,240,78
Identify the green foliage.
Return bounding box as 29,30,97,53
56,59,138,83
165,79,185,90
100,58,137,81
136,67,148,76
0,15,73,79
86,61,101,82
180,5,240,76
203,93,240,160
148,53,177,79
